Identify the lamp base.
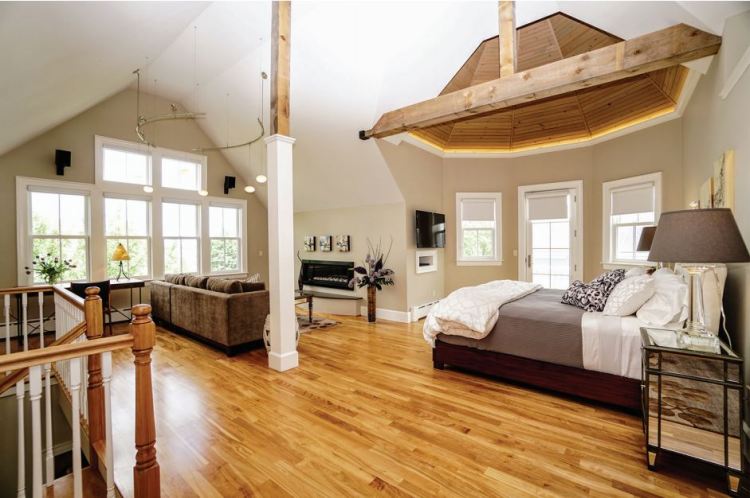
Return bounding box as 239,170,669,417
115,261,130,281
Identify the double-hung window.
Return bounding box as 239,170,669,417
161,156,202,191
28,189,89,282
209,205,242,272
104,197,151,278
162,202,199,274
603,172,661,265
456,192,502,265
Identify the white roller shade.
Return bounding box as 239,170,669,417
528,192,568,220
612,183,654,216
462,199,496,222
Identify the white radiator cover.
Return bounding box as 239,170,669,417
411,300,439,321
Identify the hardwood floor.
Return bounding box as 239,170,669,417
108,315,730,497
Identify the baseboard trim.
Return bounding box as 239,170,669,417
359,306,411,323
268,350,299,371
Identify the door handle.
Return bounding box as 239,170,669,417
526,255,531,268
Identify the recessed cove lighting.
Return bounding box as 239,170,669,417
198,190,208,197
244,186,256,194
255,174,267,184
143,186,154,193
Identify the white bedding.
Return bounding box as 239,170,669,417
581,313,644,379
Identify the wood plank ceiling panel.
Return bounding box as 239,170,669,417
517,19,563,71
548,13,621,57
511,95,589,148
446,112,513,149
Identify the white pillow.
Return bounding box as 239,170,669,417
636,268,689,326
603,275,655,316
624,267,649,278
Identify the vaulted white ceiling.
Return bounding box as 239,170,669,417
3,1,749,211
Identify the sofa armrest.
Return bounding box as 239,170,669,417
227,290,270,346
149,281,173,324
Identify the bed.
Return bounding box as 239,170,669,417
430,288,643,411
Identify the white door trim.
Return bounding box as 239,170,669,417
517,180,584,284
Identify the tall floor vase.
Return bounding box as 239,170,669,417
367,286,376,322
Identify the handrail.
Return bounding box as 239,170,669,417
53,284,85,310
0,321,87,394
0,285,53,296
0,335,133,373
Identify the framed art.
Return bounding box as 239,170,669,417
713,150,735,212
319,235,332,252
303,235,316,252
336,235,351,252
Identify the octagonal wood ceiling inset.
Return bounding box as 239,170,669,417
412,13,689,153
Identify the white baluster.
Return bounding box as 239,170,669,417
16,379,25,498
29,365,42,498
70,357,82,498
102,352,115,498
4,294,9,356
21,293,28,352
43,361,53,486
37,292,44,348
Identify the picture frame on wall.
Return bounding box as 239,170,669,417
713,150,735,212
699,177,713,209
303,235,316,252
319,235,333,252
336,235,351,252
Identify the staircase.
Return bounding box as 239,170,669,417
0,284,160,497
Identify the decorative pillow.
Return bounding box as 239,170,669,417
205,278,243,294
625,267,649,278
636,268,688,326
561,269,627,312
164,273,187,285
603,275,655,316
240,282,265,293
184,275,209,289
246,272,261,283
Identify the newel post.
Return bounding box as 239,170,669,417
84,287,105,466
131,304,160,497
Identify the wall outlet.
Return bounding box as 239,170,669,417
259,250,264,256
512,249,518,257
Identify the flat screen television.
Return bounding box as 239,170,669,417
416,210,446,248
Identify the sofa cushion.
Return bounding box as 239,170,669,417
240,281,265,292
206,278,243,294
185,275,209,289
164,273,189,285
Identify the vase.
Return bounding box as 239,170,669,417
367,286,376,322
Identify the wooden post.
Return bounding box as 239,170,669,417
84,287,105,468
131,304,160,498
271,0,291,136
499,1,517,78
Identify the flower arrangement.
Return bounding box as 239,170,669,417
25,254,76,285
349,239,395,322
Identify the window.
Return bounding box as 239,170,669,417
209,206,241,272
104,197,150,278
162,202,199,274
102,146,151,186
28,190,88,282
603,173,661,265
162,157,201,191
456,192,502,265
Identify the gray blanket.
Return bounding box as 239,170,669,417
437,289,584,368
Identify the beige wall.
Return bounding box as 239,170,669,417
0,88,269,287
294,203,408,312
442,119,684,292
682,11,750,374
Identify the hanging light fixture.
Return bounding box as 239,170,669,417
198,189,208,197
255,174,267,184
244,186,256,193
143,186,154,193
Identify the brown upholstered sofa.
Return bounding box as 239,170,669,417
150,274,269,355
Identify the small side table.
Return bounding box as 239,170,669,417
641,327,744,495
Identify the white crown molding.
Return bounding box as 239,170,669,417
720,45,750,100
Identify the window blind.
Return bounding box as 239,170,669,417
611,183,654,216
461,199,496,222
527,192,568,221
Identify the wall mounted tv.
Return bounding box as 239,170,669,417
416,210,446,248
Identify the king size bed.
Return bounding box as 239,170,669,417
425,280,648,412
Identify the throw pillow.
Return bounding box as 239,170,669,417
240,282,265,292
246,272,261,283
205,278,243,294
185,275,209,289
636,268,689,326
603,275,655,316
561,269,627,312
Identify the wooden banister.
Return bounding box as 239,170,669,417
131,304,160,497
85,287,106,470
0,285,53,296
0,335,133,373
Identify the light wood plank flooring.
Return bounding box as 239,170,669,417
109,316,729,497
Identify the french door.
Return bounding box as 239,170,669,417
518,181,582,289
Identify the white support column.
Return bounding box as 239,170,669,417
265,134,298,372
29,365,42,498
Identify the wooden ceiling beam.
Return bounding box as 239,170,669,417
499,1,517,78
359,23,720,140
271,1,291,136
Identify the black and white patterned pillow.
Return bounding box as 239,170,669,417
561,269,626,312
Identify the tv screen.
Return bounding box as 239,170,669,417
416,210,445,248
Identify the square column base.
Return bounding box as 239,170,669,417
268,350,299,372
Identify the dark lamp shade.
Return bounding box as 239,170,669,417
636,226,656,252
648,208,750,263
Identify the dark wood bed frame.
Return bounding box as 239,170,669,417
433,340,642,412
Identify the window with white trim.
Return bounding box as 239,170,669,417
162,202,200,274
209,205,241,272
28,190,89,282
603,173,661,265
456,192,502,264
101,146,151,186
104,197,151,278
162,156,201,191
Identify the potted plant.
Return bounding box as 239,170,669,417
24,254,76,285
349,239,395,322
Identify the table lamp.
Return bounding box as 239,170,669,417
111,243,130,281
648,208,749,335
637,226,656,252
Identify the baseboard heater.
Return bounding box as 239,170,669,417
411,300,439,321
